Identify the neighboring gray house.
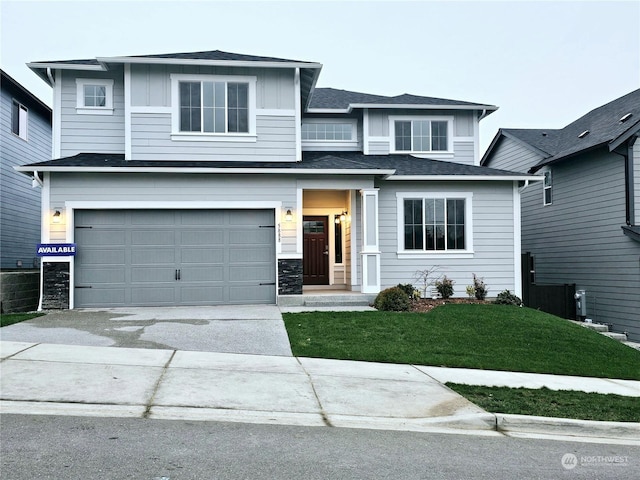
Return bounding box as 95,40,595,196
482,89,640,341
17,50,537,309
1,69,52,269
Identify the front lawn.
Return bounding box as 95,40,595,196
0,312,44,328
446,384,640,422
283,305,640,380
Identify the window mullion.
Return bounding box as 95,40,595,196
444,200,448,250
224,82,229,134
422,198,427,252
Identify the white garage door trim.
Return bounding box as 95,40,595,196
65,201,282,308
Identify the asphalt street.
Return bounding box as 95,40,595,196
2,414,638,480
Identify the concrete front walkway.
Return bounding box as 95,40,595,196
1,341,639,443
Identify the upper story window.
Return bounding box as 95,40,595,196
11,100,28,140
171,74,256,141
396,192,473,257
390,117,452,153
76,78,114,115
302,122,353,141
543,170,552,205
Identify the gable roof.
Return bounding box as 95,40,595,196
0,69,52,121
27,49,322,110
309,87,497,115
482,89,640,171
15,152,537,181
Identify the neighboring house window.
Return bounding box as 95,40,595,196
397,192,472,255
302,122,353,141
75,78,114,114
11,100,28,140
543,170,552,205
170,74,256,139
390,117,452,153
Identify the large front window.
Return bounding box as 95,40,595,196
392,118,450,153
398,193,472,254
179,81,248,133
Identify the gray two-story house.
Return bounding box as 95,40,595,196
482,89,640,341
18,50,537,309
1,69,52,269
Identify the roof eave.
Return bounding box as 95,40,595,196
609,120,640,151
308,104,498,114
96,56,323,70
386,174,543,182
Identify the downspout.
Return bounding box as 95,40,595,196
612,136,637,226
46,67,54,87
518,179,530,194
32,170,43,188
478,109,488,121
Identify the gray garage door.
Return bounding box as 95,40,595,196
74,209,276,307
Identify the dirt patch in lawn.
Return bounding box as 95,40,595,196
410,298,490,313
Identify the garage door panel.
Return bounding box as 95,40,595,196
132,248,176,265
180,247,225,264
75,209,275,307
180,230,224,246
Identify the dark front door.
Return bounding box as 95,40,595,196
303,216,329,285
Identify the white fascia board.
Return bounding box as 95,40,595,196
306,108,352,114
14,165,396,176
307,105,498,114
386,174,543,182
27,62,105,71
97,56,323,70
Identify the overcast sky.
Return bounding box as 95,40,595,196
2,0,639,154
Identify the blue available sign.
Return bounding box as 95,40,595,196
37,243,77,256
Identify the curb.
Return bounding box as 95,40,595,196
495,414,640,441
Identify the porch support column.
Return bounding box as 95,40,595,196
360,188,380,294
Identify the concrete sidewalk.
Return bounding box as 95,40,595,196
1,341,639,443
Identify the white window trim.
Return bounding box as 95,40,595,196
11,99,28,141
396,191,474,258
170,73,257,142
301,118,357,142
543,170,552,206
389,115,454,154
75,78,114,115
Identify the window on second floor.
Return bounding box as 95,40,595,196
543,170,552,205
390,117,452,153
302,122,353,141
76,78,114,115
171,74,256,140
11,100,28,140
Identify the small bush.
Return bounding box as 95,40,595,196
494,290,522,306
396,283,419,300
465,285,475,299
473,274,488,300
374,287,410,311
435,276,455,299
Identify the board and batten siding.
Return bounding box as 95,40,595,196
1,84,51,268
520,149,640,341
131,113,296,161
129,64,295,109
59,69,125,157
375,180,517,296
365,109,478,165
47,173,299,255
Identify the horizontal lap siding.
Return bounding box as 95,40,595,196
48,173,298,254
377,180,516,296
1,87,51,268
484,137,544,172
131,113,296,161
521,150,640,341
59,69,125,157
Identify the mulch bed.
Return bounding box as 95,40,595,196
410,298,490,313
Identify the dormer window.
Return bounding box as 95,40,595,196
389,117,452,153
170,74,256,140
76,78,114,115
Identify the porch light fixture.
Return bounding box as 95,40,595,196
52,210,61,223
340,211,348,223
335,215,340,224
285,209,293,222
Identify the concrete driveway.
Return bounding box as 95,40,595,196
0,306,293,356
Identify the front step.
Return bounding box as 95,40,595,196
278,294,375,307
572,320,628,343
601,331,628,342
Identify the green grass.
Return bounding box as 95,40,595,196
0,312,44,327
283,305,640,380
446,383,640,422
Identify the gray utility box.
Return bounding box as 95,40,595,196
574,289,587,319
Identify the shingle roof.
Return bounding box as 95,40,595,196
309,87,496,111
19,152,528,178
486,89,640,171
127,50,311,64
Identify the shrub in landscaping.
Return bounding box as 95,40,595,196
396,283,420,300
374,287,410,311
473,274,488,300
465,285,475,299
435,276,455,299
494,290,522,306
